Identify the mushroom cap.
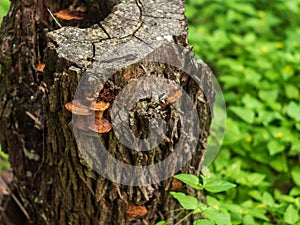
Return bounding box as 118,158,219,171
88,118,112,133
90,101,110,111
170,178,183,191
126,204,147,216
65,100,92,115
37,63,45,72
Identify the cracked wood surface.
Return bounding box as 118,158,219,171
0,0,215,224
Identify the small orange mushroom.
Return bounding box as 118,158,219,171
126,204,147,221
87,118,112,134
88,101,112,133
65,100,92,116
170,178,183,191
37,63,45,72
65,100,92,131
65,100,112,134
90,101,110,112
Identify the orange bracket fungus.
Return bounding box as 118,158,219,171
170,178,183,191
88,101,112,134
126,204,148,222
65,100,112,134
65,100,92,131
65,100,92,116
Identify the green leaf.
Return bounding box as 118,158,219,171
0,146,9,160
290,187,300,196
267,140,285,156
258,89,279,102
269,156,288,172
203,207,231,225
224,119,242,144
170,192,199,210
284,204,299,224
286,101,300,121
194,219,215,225
296,122,300,131
262,192,275,206
174,174,202,190
155,222,167,225
229,33,243,44
219,75,241,89
222,203,242,214
275,189,295,203
206,196,220,207
230,106,255,124
184,5,199,19
291,167,300,186
291,140,300,154
0,0,10,16
257,110,283,125
203,178,236,193
246,173,266,186
242,94,263,110
244,70,262,86
0,145,11,171
281,65,294,80
248,209,269,221
193,203,208,214
243,215,256,225
226,2,257,16
285,85,299,100
187,0,206,7
248,190,262,201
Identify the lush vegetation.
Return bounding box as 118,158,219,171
0,0,8,23
164,0,300,224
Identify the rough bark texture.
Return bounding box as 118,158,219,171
0,0,215,224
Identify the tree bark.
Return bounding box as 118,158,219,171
0,0,215,224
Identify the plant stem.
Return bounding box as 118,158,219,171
174,211,193,225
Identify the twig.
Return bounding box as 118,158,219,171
165,209,185,224
174,211,193,225
47,8,62,28
25,111,43,130
0,176,31,221
140,63,150,76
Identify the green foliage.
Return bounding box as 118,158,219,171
0,145,10,171
174,174,203,190
0,0,9,23
184,0,300,224
156,170,236,224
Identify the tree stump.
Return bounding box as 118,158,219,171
0,0,215,224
